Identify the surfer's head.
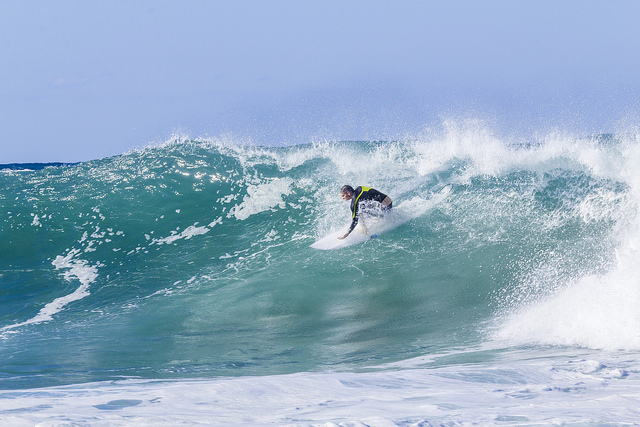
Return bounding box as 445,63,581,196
340,185,354,200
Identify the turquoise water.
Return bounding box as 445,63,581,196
2,130,640,424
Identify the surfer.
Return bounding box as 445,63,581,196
338,185,392,240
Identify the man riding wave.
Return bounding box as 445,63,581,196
338,185,392,240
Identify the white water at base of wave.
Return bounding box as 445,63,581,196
2,352,639,426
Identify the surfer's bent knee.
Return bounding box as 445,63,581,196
381,196,392,211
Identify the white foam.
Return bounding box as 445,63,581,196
1,354,639,426
495,269,640,350
230,177,293,220
30,213,41,227
150,218,223,246
493,135,640,351
1,249,99,335
152,224,210,245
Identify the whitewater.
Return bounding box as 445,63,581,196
2,121,640,425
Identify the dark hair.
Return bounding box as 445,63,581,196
340,185,354,195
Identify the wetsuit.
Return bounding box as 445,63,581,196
347,186,392,234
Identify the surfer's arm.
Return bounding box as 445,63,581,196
338,216,359,240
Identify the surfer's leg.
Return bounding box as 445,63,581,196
359,216,368,234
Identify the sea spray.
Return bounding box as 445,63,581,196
0,129,637,391
493,137,640,350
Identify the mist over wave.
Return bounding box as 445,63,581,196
1,120,639,393
492,133,640,350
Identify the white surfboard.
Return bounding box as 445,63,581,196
311,184,453,250
309,227,374,250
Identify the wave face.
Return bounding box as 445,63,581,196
2,124,639,389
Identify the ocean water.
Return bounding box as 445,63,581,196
2,124,640,425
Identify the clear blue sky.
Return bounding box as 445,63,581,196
2,0,640,163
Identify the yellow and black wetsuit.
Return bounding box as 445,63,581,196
347,186,392,234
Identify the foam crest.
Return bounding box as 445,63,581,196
406,122,627,185
494,133,640,350
411,119,513,177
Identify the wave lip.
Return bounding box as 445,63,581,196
492,137,640,351
1,128,640,387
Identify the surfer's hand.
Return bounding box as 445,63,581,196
338,233,349,240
